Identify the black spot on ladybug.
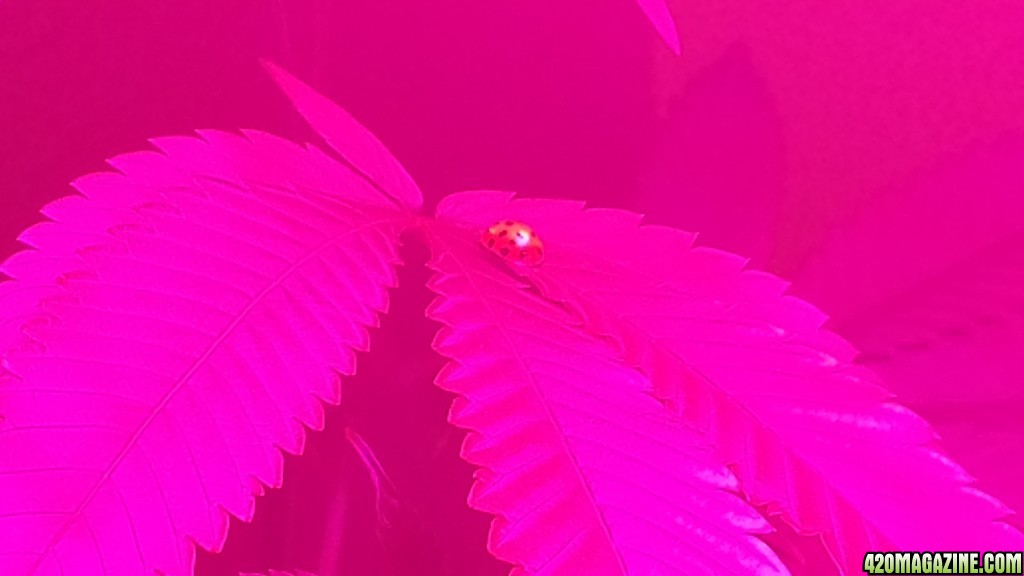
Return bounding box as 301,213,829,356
487,238,495,247
504,220,515,226
498,229,508,237
500,247,510,256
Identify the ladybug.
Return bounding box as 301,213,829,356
481,220,544,266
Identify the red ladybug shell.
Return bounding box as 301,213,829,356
481,220,544,266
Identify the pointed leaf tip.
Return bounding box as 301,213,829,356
260,59,423,210
635,0,680,54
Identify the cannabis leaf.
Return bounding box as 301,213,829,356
424,227,786,575
431,190,1024,574
0,62,1019,576
0,111,411,573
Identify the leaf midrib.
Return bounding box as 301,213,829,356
28,213,404,574
430,231,631,576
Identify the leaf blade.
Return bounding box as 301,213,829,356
260,60,423,211
424,223,788,576
0,130,408,575
435,191,1024,574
